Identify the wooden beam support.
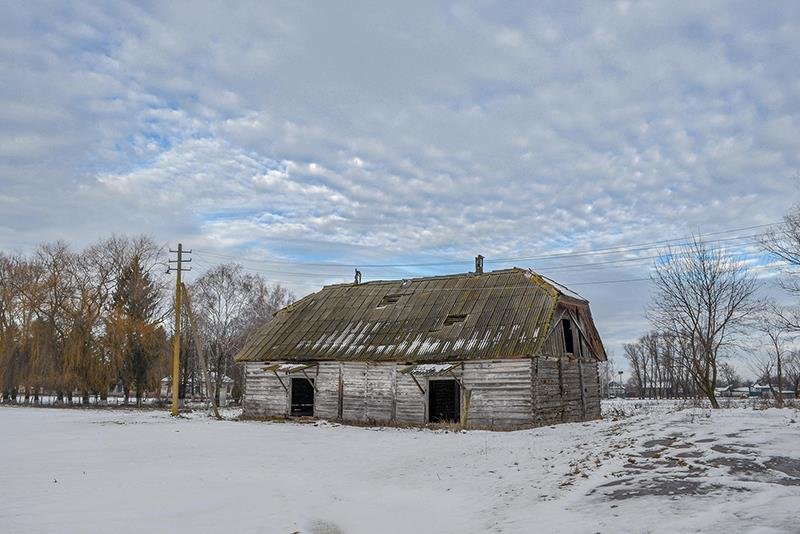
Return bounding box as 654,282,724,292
273,371,288,392
566,310,601,362
409,373,425,395
301,369,318,392
545,309,567,339
447,370,465,390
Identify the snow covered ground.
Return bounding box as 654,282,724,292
1,401,799,534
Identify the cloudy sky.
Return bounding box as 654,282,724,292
2,1,799,370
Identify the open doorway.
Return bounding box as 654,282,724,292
290,377,314,416
428,379,460,423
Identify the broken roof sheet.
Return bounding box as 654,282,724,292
400,362,461,376
235,267,604,363
262,362,318,374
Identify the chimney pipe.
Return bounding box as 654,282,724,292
475,255,484,275
354,269,362,285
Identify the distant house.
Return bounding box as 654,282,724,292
749,384,797,399
608,380,626,398
108,382,126,398
714,385,730,397
107,381,159,400
235,263,607,430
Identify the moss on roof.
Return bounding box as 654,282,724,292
235,267,604,363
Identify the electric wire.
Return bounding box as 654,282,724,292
191,221,779,268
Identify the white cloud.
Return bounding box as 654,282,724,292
2,1,800,364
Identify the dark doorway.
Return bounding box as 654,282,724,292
428,379,460,423
562,318,574,354
290,377,314,416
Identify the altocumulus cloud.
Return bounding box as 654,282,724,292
1,1,800,359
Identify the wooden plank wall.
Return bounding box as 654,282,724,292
242,358,602,428
462,360,533,428
314,363,340,419
540,319,567,358
341,362,368,421
581,360,602,420
395,371,426,423
365,363,396,423
243,362,288,417
531,357,563,425
531,357,601,425
561,358,583,421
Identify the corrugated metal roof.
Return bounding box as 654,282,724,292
235,267,602,363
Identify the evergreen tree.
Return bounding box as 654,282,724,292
109,255,163,405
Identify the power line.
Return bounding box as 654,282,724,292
191,253,788,290
190,258,330,286
191,236,769,280
530,240,764,273
194,246,777,281
192,221,779,269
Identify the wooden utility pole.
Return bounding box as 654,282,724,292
168,243,191,416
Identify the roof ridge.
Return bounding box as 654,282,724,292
322,267,529,289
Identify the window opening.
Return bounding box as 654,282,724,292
444,314,467,326
562,318,574,354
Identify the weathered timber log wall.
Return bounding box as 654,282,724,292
243,357,601,430
461,360,532,428
531,357,601,425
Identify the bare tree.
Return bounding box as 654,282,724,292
624,340,648,398
648,237,761,408
22,242,76,402
1,238,302,409
624,331,694,399
0,235,169,406
762,206,800,292
750,304,793,407
64,239,122,403
784,350,800,398
0,253,24,401
717,362,742,389
761,205,800,332
597,354,616,398
190,263,292,403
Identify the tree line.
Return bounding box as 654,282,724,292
624,201,800,408
0,236,291,405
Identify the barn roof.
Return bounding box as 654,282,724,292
235,267,605,363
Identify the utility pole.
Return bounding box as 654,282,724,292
168,243,191,416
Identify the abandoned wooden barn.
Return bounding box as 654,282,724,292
235,261,606,430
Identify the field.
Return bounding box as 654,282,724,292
1,400,799,534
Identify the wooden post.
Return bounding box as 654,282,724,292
461,389,471,428
168,243,191,416
558,357,564,422
337,364,344,420
577,358,587,421
390,364,397,422
171,244,183,416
